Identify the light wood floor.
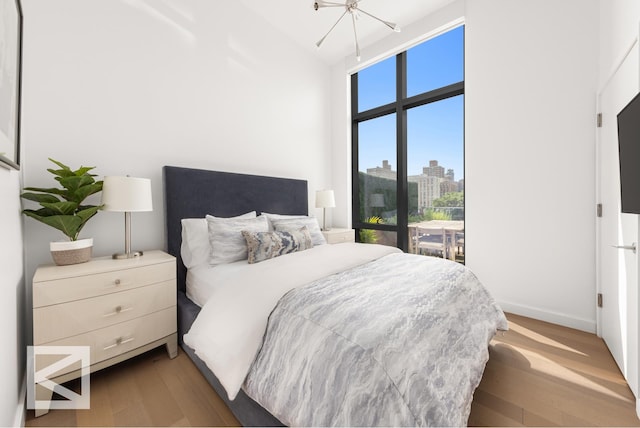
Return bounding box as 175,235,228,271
470,313,639,426
26,313,640,427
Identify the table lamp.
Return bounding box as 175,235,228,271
369,193,385,208
101,176,153,259
369,193,385,218
315,189,335,231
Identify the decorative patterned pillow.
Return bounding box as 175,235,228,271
271,217,327,246
242,227,313,264
207,215,269,265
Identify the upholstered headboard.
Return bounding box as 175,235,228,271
163,166,309,292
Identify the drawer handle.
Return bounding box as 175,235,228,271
103,336,134,351
103,306,133,317
114,279,121,286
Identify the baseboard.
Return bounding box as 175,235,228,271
498,301,596,334
14,374,25,427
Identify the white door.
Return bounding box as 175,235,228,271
597,40,639,401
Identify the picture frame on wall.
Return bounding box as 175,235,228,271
0,0,23,170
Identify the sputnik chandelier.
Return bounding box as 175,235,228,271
313,0,401,61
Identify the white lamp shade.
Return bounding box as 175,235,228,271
102,176,153,212
315,190,336,208
369,193,385,207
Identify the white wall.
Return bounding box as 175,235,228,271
598,0,640,88
465,0,599,331
21,0,332,340
0,167,25,427
331,0,600,332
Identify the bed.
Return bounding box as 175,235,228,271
163,165,507,427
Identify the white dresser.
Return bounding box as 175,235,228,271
321,228,356,244
32,250,177,416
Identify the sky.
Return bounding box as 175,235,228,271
357,26,464,180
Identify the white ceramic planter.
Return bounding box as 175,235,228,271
50,238,93,266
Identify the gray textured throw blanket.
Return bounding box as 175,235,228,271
244,253,508,427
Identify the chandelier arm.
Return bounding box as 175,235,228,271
316,9,349,47
314,1,347,9
351,12,361,61
357,8,400,32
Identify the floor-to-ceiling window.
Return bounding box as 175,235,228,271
352,25,464,262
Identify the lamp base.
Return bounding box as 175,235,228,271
112,250,144,260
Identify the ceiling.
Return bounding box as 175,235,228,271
239,0,457,64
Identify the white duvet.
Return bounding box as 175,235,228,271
182,242,401,400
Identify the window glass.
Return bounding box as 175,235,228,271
358,229,398,248
358,113,397,225
407,95,464,261
407,26,464,97
358,56,396,112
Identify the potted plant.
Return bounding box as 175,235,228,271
21,158,103,265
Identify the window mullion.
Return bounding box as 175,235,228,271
350,73,360,231
403,82,464,111
396,52,408,252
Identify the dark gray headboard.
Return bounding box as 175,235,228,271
163,166,309,292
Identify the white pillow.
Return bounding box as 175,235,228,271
261,212,309,231
207,215,269,266
181,211,256,268
271,216,327,246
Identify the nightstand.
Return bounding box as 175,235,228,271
31,250,177,416
321,228,355,244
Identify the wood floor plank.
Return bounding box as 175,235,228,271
25,313,640,427
472,388,523,423
170,416,191,427
25,408,77,427
104,355,147,415
132,351,186,427
468,401,524,427
522,410,561,427
112,400,154,427
154,349,229,427
75,369,115,427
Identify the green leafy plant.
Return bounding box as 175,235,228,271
359,216,383,244
21,158,103,241
422,209,452,221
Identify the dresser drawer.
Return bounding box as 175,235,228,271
45,307,176,375
33,262,175,308
323,229,355,244
33,280,176,345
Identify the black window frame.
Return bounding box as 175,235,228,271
351,29,465,252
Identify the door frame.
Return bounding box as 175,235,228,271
595,32,639,339
595,23,640,419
